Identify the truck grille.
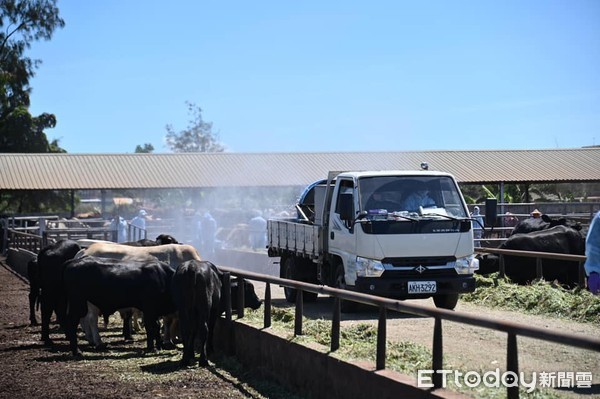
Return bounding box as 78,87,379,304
381,256,458,278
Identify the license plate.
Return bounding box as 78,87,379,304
408,281,437,294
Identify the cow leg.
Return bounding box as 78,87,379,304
161,314,176,349
66,299,88,357
81,303,105,350
131,309,143,333
178,312,195,367
142,314,159,352
40,294,54,345
29,290,39,326
197,320,209,367
206,306,219,357
119,308,133,342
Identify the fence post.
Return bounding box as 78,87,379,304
507,332,519,399
432,317,444,388
331,297,340,352
1,219,8,255
499,254,505,278
536,257,543,280
237,276,245,319
264,282,272,329
376,306,387,370
294,289,303,336
222,272,232,322
578,261,585,287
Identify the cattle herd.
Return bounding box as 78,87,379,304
22,213,593,366
476,214,589,287
27,234,262,366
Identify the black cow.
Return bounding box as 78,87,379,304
510,214,581,236
172,260,261,367
27,258,41,326
500,225,585,286
122,234,180,247
37,239,82,345
63,256,176,357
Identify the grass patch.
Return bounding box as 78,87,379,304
242,307,562,399
463,273,600,323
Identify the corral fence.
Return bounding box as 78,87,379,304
218,255,598,399
0,216,147,255
475,247,588,287
468,202,595,248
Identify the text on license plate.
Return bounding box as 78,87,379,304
408,281,437,294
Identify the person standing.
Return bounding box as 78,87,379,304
130,209,148,241
109,211,128,243
248,210,267,250
585,211,600,295
471,206,484,247
198,211,217,259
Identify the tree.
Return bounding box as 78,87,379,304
0,0,65,153
0,1,68,214
135,143,154,153
165,102,225,153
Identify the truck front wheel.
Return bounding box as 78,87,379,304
334,264,358,313
433,293,459,310
281,257,319,303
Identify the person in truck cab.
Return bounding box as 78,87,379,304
402,182,436,212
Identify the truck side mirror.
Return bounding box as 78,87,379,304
485,198,498,227
338,192,354,221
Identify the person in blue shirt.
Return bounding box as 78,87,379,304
585,211,600,295
403,183,436,212
471,206,484,246
109,212,128,243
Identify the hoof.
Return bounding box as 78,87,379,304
161,341,176,350
95,343,108,351
198,358,209,367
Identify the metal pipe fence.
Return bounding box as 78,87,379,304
218,265,600,399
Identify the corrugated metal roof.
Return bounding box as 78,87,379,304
0,148,599,190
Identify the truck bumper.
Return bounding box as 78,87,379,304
354,275,476,299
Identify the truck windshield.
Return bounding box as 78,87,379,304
358,175,468,219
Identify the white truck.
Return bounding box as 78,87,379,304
267,168,480,311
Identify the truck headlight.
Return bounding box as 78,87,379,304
454,255,479,275
356,257,385,277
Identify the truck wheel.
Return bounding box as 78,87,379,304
282,257,297,303
334,264,358,313
297,257,318,303
433,293,459,310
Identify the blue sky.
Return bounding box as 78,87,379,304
28,0,600,154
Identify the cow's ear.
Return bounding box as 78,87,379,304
542,214,551,222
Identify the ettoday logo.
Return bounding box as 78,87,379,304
417,369,593,393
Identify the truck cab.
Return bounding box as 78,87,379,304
268,169,479,310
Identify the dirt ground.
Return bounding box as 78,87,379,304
0,261,299,399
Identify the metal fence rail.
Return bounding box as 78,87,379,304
218,266,600,399
476,247,587,286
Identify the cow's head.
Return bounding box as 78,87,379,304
156,234,179,245
230,279,262,311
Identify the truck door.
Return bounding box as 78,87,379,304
328,178,358,268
